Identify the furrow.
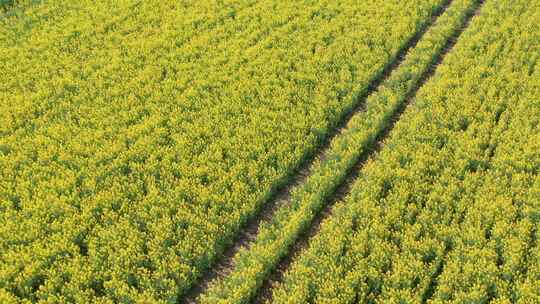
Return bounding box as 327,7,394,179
179,2,455,303
254,2,485,303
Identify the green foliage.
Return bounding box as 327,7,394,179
0,0,14,8
0,0,448,302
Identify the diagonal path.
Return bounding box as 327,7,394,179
254,0,486,303
179,2,457,303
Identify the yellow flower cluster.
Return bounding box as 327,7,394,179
1,0,449,302
200,0,484,302
271,0,540,303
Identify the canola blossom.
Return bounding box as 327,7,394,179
271,0,540,302
0,0,449,302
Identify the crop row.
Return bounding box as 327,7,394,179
196,0,483,302
0,0,447,302
269,0,540,302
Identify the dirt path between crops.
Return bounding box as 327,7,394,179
180,0,461,303
253,0,486,303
